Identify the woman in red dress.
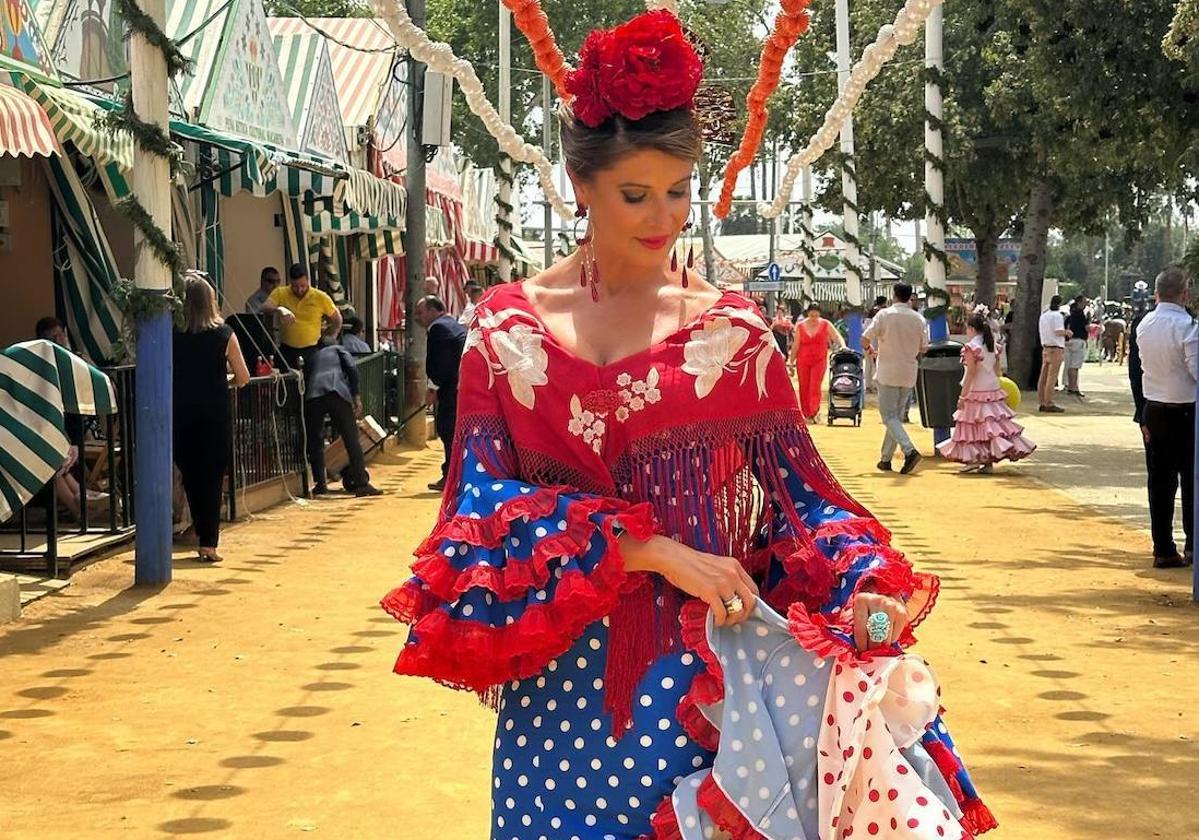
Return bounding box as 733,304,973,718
789,302,846,422
382,10,993,840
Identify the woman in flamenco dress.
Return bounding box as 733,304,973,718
383,11,995,840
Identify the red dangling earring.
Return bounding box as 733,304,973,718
574,205,599,301
681,218,694,288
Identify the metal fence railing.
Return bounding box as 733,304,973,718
227,371,308,520
2,352,395,577
355,351,386,428
0,365,137,578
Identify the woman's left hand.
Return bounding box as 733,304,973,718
852,592,909,650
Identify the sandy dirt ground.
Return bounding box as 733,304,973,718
2,373,1197,840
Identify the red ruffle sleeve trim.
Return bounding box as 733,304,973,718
674,599,724,751
380,501,657,693
924,738,999,836
408,492,656,602
759,515,925,620
640,777,772,840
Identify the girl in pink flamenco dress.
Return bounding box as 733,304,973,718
937,312,1037,473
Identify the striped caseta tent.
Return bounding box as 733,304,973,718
0,340,116,522
0,83,59,158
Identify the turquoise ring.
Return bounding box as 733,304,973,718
866,611,892,645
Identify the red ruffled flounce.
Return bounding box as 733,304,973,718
380,495,656,693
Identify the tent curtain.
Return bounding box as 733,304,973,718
172,185,198,270
198,148,224,291
280,195,308,273
42,156,124,363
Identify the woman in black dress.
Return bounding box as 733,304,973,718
174,276,250,562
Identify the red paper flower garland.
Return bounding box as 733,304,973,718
500,0,572,98
715,0,812,219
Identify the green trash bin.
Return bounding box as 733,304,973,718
916,340,964,429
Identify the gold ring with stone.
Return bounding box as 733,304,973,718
722,594,745,615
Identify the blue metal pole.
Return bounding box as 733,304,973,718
846,311,865,409
929,312,950,447
134,308,173,586
847,311,863,355
1193,372,1198,602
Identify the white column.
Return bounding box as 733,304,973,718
800,165,815,301
923,4,947,294
835,0,862,308
497,2,513,282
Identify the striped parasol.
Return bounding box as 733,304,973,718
0,340,117,523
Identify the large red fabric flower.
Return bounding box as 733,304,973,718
565,10,703,128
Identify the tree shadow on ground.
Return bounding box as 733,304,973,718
0,585,166,657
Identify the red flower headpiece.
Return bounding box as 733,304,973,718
565,10,704,128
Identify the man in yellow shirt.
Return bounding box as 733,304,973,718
261,263,342,373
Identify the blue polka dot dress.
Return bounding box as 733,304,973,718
382,286,993,839
492,621,710,839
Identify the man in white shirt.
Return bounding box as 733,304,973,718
1134,265,1198,568
458,281,485,326
1037,294,1071,412
862,283,929,474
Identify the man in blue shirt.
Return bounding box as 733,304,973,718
305,338,382,498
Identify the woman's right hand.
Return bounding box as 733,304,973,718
621,534,758,626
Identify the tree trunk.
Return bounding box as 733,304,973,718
1010,179,1055,389
697,157,719,287
974,227,999,309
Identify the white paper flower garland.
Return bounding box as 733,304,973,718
760,0,944,219
370,0,574,219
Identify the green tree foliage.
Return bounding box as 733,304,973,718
781,0,1199,383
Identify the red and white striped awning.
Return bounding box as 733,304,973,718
0,84,59,159
464,237,499,265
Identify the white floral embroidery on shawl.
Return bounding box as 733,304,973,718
568,368,663,453
469,306,549,410
682,307,778,399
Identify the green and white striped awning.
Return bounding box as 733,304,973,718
356,229,402,261
0,340,116,522
11,76,134,170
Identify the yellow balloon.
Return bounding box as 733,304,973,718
999,376,1021,410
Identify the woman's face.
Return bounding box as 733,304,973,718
806,308,820,322
573,149,694,271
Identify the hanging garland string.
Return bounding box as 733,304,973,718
763,0,946,220
100,0,191,332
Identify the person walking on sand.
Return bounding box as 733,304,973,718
863,282,928,474
379,14,993,838
937,312,1036,473
788,302,844,423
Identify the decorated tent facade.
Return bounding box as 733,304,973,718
268,16,474,323
0,0,127,358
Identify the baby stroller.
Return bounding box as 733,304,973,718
827,349,864,426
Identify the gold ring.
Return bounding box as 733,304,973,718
722,594,745,615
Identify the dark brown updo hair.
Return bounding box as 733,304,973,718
967,313,996,353
560,107,703,182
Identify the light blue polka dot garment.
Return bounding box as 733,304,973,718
666,602,962,840
669,601,831,840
